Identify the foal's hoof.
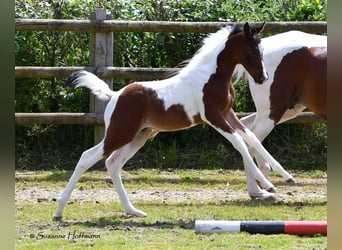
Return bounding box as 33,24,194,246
126,209,147,218
266,186,277,193
261,193,277,201
286,178,296,184
249,190,277,201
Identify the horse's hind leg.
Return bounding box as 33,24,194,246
105,129,155,217
54,141,105,220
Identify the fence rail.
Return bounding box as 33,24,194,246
15,19,327,33
15,112,323,125
15,66,178,80
15,14,327,129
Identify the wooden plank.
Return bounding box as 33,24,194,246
15,19,327,34
89,9,114,143
15,66,91,78
15,113,104,125
15,66,179,80
282,112,325,124
15,112,324,125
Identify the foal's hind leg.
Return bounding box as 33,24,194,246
54,141,105,220
105,129,155,217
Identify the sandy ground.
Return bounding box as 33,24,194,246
15,176,326,204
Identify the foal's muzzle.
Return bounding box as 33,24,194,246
254,73,269,84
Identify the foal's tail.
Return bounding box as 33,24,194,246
66,70,115,101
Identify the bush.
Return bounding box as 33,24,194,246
15,0,327,170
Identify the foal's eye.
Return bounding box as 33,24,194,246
251,48,259,56
251,49,259,57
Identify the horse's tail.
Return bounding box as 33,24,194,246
66,70,115,101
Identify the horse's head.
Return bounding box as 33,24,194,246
230,22,268,84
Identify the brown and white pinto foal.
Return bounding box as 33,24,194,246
54,22,283,219
234,31,327,199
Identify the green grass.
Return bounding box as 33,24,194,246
16,169,327,249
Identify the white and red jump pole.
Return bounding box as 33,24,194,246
195,220,327,235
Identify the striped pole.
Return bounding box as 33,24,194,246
195,220,327,235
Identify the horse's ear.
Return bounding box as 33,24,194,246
243,22,251,38
257,22,266,34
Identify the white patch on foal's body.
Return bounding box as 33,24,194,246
138,27,233,124
55,24,277,219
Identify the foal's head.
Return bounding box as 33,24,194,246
228,22,268,84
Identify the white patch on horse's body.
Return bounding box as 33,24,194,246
248,31,326,123
234,31,327,196
235,30,326,132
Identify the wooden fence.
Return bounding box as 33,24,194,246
15,9,327,142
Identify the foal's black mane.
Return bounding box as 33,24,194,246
229,23,244,36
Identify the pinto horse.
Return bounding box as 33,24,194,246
54,22,286,219
234,31,327,199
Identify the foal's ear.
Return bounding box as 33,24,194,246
243,22,252,38
256,21,266,34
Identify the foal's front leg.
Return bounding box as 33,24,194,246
240,113,272,177
204,111,276,193
238,111,295,182
225,110,294,200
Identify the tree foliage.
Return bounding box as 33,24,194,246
15,0,327,170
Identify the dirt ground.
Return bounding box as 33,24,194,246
15,174,327,204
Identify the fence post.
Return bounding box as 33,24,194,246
89,9,113,144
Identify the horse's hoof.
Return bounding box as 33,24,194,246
286,178,296,184
53,216,62,222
